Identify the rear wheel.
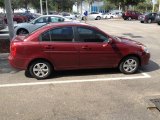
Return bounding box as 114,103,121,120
119,56,139,74
29,60,52,79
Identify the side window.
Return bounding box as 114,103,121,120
77,27,108,42
50,17,64,23
40,31,50,41
50,27,73,42
35,17,48,23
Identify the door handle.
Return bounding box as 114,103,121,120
44,45,54,49
82,46,91,50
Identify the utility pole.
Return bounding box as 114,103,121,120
46,0,48,15
4,0,15,40
40,0,43,15
159,0,160,11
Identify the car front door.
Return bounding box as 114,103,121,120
76,27,120,69
39,26,79,70
31,17,49,31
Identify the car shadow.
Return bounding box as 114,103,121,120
0,53,20,74
140,60,160,73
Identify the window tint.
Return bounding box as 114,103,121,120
41,31,50,41
50,27,73,42
40,27,73,42
77,27,108,42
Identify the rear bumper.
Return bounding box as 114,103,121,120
8,55,28,70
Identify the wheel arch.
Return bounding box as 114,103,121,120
27,58,54,71
118,54,141,68
16,28,29,35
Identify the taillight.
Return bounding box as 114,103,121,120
10,44,16,57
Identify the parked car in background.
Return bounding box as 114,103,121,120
14,13,29,22
102,13,119,19
155,12,160,25
139,12,157,23
0,17,6,30
4,15,25,24
9,22,150,79
122,11,141,20
87,12,103,20
60,12,76,20
14,15,72,35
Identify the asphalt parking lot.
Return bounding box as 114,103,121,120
0,19,160,120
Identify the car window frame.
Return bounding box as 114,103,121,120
39,26,76,43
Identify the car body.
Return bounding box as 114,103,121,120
139,12,157,23
83,12,102,20
14,13,29,22
9,22,150,79
122,11,141,20
155,12,160,25
14,15,72,35
0,17,6,30
4,15,25,24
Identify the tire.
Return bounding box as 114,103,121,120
157,22,160,25
29,60,52,79
119,56,139,74
128,17,132,21
140,21,144,23
96,16,101,20
147,19,152,23
17,29,29,35
110,16,113,19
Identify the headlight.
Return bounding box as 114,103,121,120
14,26,18,29
141,46,149,53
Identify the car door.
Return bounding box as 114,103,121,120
76,27,120,69
39,26,79,70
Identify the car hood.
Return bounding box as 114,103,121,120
114,36,144,46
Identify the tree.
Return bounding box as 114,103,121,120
103,0,145,11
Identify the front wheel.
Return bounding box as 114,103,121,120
119,56,139,74
29,60,52,79
96,16,101,20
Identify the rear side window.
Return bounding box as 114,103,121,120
40,27,74,42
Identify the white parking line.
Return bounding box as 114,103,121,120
0,72,151,88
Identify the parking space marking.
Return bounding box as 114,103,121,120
0,72,151,88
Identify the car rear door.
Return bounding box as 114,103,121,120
76,26,120,69
39,26,79,70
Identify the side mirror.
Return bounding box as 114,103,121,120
109,38,113,44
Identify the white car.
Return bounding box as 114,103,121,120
102,13,119,19
87,12,103,20
14,15,72,35
60,12,76,20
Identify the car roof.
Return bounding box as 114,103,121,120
37,22,97,32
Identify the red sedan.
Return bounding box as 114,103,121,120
9,22,150,79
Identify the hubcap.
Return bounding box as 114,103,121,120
123,59,137,73
33,63,49,78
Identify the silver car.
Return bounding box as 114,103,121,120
14,15,72,35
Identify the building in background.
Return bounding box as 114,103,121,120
73,1,104,14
